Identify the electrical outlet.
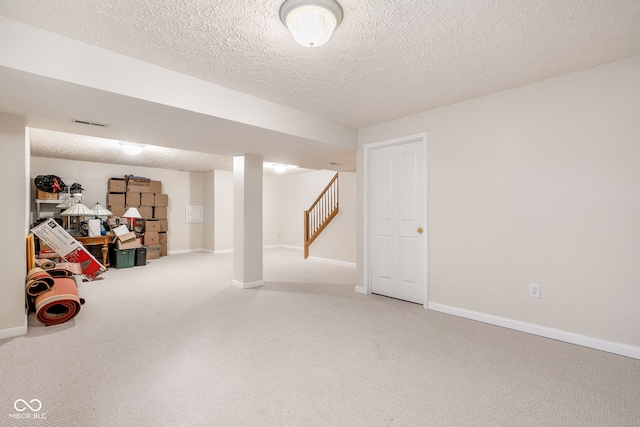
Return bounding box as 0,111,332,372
529,283,541,298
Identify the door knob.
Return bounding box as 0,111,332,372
417,227,424,234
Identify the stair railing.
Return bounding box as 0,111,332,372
304,173,339,259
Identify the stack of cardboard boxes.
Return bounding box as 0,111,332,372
106,176,169,260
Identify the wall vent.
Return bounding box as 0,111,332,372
73,119,108,127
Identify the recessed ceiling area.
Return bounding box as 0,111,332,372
1,1,639,172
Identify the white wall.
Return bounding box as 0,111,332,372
263,174,280,247
214,170,234,252
358,55,640,349
0,113,28,337
30,157,206,252
203,171,215,252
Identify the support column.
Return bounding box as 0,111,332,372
0,113,29,339
232,154,264,288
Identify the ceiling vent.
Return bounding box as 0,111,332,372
73,119,108,127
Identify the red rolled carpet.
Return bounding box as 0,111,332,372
35,278,81,326
25,267,55,297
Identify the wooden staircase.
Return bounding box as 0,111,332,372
304,173,339,259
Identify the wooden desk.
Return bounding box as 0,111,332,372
76,234,114,267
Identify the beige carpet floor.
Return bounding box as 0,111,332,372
1,248,639,426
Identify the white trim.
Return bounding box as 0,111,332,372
0,314,28,340
363,132,428,301
213,248,233,255
428,302,640,360
263,245,280,250
168,248,216,255
168,249,200,255
308,256,356,268
279,245,303,251
232,279,264,289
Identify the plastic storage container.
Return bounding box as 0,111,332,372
114,249,135,269
135,246,147,266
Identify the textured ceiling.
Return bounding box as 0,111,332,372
1,0,640,171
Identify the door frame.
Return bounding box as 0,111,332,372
362,132,428,307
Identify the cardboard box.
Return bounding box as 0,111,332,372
144,231,159,246
154,193,169,207
153,206,167,219
160,244,168,256
36,189,58,200
106,193,125,206
116,237,141,250
31,219,106,280
159,232,167,245
145,220,161,233
139,206,153,219
108,205,126,217
149,180,162,194
147,245,161,260
126,192,141,205
127,183,149,193
140,193,155,206
108,178,126,193
159,219,168,232
113,225,137,243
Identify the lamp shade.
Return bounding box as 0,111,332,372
56,197,78,209
61,202,94,217
280,0,343,47
122,207,142,219
90,202,112,217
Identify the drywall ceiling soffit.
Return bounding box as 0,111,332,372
1,0,639,128
0,66,356,172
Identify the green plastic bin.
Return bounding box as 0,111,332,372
114,249,135,269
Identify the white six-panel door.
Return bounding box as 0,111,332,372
370,138,425,304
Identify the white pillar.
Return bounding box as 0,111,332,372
0,113,29,339
232,154,264,288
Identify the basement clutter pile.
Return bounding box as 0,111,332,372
26,219,107,326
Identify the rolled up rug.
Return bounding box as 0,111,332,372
47,262,83,278
35,258,56,269
35,277,81,326
25,267,55,297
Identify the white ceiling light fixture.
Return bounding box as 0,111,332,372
280,0,343,48
120,141,145,155
273,163,288,173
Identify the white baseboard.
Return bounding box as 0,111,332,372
0,314,28,340
168,249,198,255
355,286,367,294
428,302,640,360
308,256,356,268
279,245,303,251
214,249,233,254
168,248,216,255
232,279,264,289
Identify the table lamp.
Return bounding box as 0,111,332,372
57,197,78,232
90,202,112,219
122,207,142,231
90,203,113,236
61,202,94,235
